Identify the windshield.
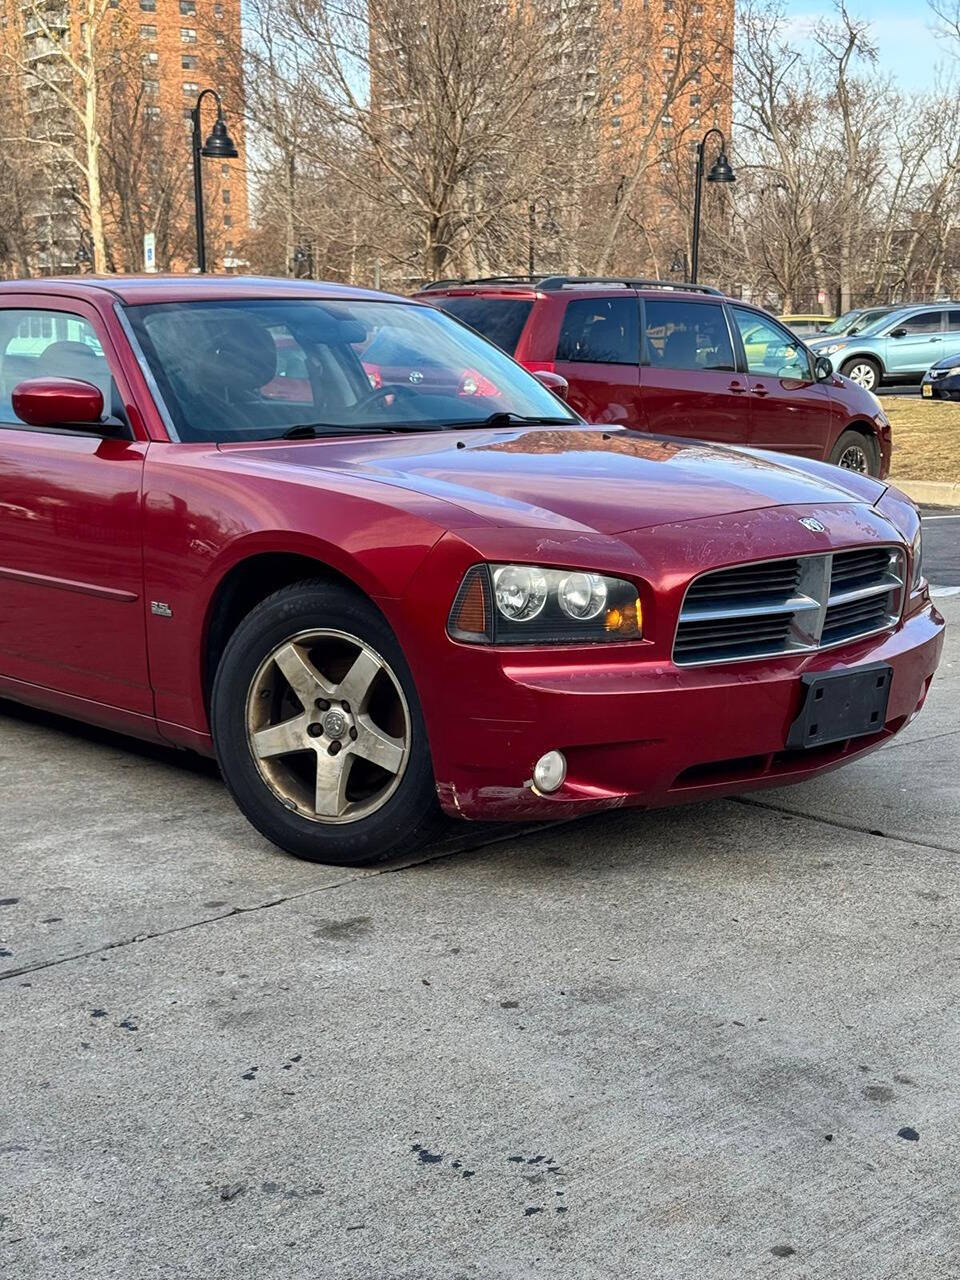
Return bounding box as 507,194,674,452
859,308,910,337
819,310,860,337
125,297,577,443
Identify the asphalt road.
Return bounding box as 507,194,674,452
1,573,957,1280
921,506,960,588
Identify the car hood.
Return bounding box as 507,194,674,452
928,349,960,371
226,426,884,534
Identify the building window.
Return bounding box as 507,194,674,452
179,0,195,12
213,1,223,14
145,105,161,119
140,23,157,38
222,189,231,203
214,29,224,43
181,54,198,69
183,107,193,120
142,51,158,65
612,91,622,106
139,0,155,9
611,115,622,129
220,163,230,175
182,81,199,94
662,47,675,61
216,57,226,70
690,93,701,106
223,215,233,227
143,79,159,96
180,26,196,41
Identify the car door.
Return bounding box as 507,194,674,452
884,308,947,375
638,297,748,444
0,298,152,717
730,307,832,459
551,294,643,425
941,309,960,365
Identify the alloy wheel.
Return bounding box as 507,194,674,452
837,443,870,472
846,362,877,391
245,628,411,824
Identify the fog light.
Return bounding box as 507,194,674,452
533,750,566,794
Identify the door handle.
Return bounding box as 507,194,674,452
728,380,748,393
930,338,942,342
752,384,770,397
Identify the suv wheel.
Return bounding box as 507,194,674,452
211,580,443,865
840,356,881,392
829,430,880,476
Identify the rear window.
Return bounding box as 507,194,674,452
644,299,734,371
429,297,533,354
556,297,639,364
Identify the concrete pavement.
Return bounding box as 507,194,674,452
1,600,958,1280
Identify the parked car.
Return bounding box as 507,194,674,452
807,302,960,391
779,313,835,338
415,277,892,477
816,305,897,340
0,276,941,866
920,350,960,398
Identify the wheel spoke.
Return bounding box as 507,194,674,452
314,749,351,818
336,648,382,709
353,716,406,775
273,642,331,709
251,713,311,759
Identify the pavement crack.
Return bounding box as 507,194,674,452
731,795,959,856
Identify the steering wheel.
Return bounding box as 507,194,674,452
348,382,424,418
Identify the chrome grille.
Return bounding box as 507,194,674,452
674,546,906,666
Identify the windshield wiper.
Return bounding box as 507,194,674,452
277,421,446,440
450,412,573,429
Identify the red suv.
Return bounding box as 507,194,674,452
414,277,892,477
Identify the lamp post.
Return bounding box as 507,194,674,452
190,88,238,273
690,127,735,284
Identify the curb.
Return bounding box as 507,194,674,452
889,478,960,507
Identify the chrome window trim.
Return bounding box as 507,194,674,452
113,301,180,441
673,545,906,668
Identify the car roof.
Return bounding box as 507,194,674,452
416,276,731,303
0,274,408,307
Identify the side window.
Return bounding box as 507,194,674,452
945,310,960,333
644,299,735,371
732,308,810,379
897,311,943,335
556,297,638,365
0,308,113,424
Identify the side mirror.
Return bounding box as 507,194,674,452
814,355,834,382
12,377,105,429
889,328,907,339
532,369,570,401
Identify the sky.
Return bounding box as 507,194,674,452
782,1,955,91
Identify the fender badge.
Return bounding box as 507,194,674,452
799,517,827,533
150,601,173,618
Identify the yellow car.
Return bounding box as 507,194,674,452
779,313,835,339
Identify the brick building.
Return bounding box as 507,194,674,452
0,0,249,273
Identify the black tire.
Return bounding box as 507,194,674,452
211,579,444,865
839,355,882,393
829,429,880,476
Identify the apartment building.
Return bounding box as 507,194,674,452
0,0,249,273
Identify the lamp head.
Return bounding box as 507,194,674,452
201,114,239,160
707,150,736,183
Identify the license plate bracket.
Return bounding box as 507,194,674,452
786,663,893,750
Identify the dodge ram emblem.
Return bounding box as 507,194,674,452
799,517,826,533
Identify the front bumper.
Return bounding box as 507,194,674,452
921,371,960,399
429,598,944,821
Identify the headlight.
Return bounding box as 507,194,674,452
448,564,642,644
940,366,960,378
819,343,846,356
911,525,923,590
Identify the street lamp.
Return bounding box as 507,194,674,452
190,88,238,273
690,128,735,284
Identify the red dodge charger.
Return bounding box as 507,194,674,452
0,276,944,865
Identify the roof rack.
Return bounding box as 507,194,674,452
536,276,725,295
420,275,726,296
419,275,543,291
